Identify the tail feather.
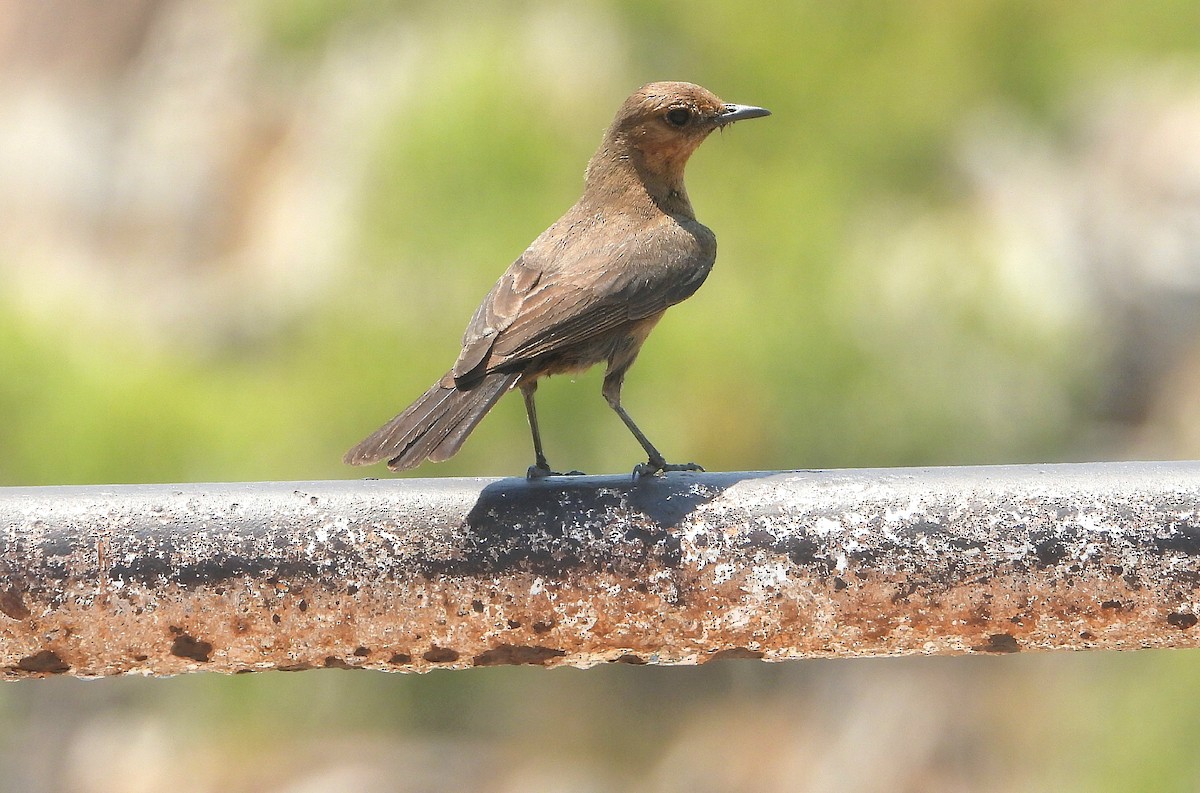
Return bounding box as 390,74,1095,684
344,371,518,470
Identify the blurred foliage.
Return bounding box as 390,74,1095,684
0,1,1191,483
8,0,1200,485
4,1,1200,790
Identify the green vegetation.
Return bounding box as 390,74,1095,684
14,2,1195,483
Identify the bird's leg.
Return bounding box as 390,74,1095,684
522,381,583,479
522,382,553,478
601,370,704,478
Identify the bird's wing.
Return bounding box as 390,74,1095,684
451,255,542,383
451,223,715,384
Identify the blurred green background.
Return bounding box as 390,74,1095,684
3,1,1200,790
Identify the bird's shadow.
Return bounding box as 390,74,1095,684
450,470,781,577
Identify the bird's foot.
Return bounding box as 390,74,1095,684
633,459,705,478
527,464,586,480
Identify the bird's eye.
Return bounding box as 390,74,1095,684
665,108,691,127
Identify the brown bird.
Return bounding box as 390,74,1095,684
345,81,770,478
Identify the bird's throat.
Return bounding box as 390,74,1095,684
583,143,695,220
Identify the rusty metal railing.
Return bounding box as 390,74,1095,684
1,461,1198,678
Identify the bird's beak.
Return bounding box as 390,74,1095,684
717,103,771,126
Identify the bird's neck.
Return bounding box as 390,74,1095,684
581,140,696,220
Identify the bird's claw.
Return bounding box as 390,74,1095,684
527,465,586,480
633,460,705,479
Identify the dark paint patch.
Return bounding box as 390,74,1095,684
323,656,354,669
472,644,566,666
353,646,370,657
911,520,945,535
974,633,1020,653
743,529,776,546
615,654,647,665
1168,612,1198,629
1031,532,1067,567
16,649,69,674
471,600,485,613
388,653,412,665
423,646,460,663
734,527,830,571
948,537,983,552
1101,600,1122,610
40,537,77,563
1156,522,1200,555
113,555,259,586
108,550,316,592
532,621,554,634
170,634,213,662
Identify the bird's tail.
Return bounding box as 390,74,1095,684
344,371,519,470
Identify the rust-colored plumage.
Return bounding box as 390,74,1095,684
345,81,769,477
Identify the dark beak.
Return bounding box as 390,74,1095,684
718,103,771,126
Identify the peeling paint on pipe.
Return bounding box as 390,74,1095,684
1,462,1200,678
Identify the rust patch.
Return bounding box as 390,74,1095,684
16,650,70,674
1168,612,1198,629
0,589,30,620
423,646,460,663
278,663,314,672
974,633,1020,653
472,644,566,666
170,634,213,662
706,647,766,661
4,467,1200,676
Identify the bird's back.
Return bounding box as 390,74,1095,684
451,194,716,385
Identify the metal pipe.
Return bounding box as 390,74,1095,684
1,462,1199,678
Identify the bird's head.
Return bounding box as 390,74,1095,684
590,81,770,205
